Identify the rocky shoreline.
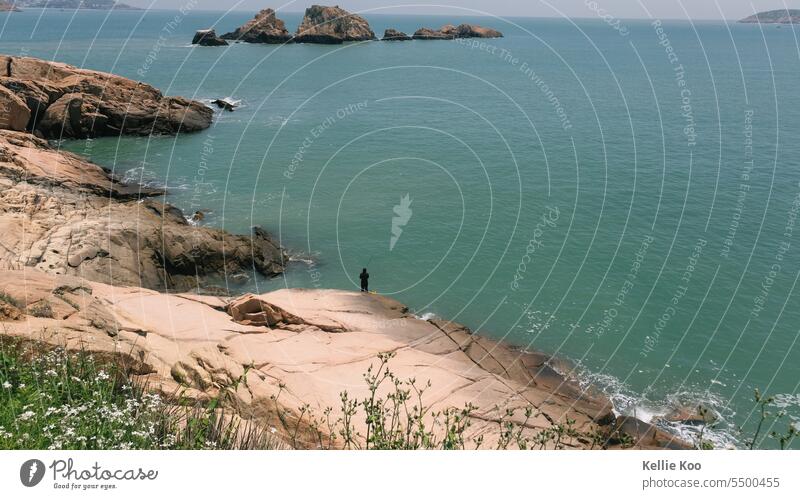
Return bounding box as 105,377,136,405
0,56,684,450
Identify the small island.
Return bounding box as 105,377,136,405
13,0,139,9
204,5,502,45
739,9,800,24
0,0,20,11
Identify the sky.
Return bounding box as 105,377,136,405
123,0,799,21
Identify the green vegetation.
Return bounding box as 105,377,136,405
0,337,279,450
3,338,795,450
272,351,591,450
745,389,798,450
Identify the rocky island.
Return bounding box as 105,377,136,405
739,9,800,23
203,6,503,46
221,8,292,44
13,0,139,9
294,4,376,44
192,28,228,47
413,24,504,40
382,28,411,41
0,0,20,12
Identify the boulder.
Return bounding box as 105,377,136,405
0,85,31,131
382,28,411,41
294,5,376,44
191,29,228,46
0,78,53,130
220,8,292,43
0,55,213,139
227,293,302,327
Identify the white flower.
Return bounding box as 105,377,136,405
18,383,25,389
18,410,36,421
2,381,10,389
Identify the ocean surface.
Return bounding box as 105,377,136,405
2,8,800,448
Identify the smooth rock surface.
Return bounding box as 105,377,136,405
0,271,686,449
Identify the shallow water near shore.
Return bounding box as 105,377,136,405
3,8,800,447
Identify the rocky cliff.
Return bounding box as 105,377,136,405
294,5,376,44
0,129,285,291
0,55,213,139
220,8,292,44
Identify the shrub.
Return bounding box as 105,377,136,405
0,337,279,450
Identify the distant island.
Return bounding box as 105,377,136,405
12,0,139,9
739,9,800,23
0,0,20,11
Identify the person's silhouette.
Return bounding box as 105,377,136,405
359,268,369,292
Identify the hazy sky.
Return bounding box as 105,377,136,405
125,0,799,20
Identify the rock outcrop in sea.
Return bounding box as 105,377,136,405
382,28,411,41
413,23,503,40
220,8,292,43
0,55,213,139
739,9,800,23
294,5,376,44
192,28,229,46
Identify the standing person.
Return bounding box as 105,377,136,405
359,268,369,292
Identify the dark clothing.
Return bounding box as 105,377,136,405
359,271,369,292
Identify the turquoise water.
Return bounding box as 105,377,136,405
3,8,800,447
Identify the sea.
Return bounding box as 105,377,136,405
2,7,799,448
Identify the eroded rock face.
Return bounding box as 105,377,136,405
382,28,411,41
0,85,31,131
192,29,228,46
294,5,376,44
413,23,503,40
0,55,213,139
0,129,286,291
221,8,292,43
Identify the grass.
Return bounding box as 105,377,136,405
0,337,280,450
0,291,20,308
